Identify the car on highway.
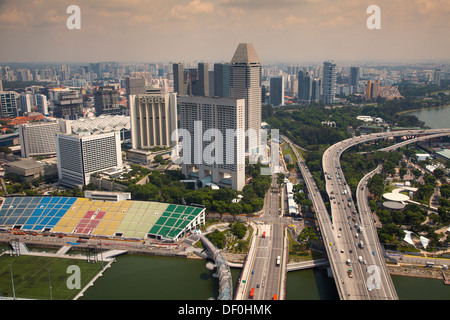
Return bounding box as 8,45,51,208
372,251,376,256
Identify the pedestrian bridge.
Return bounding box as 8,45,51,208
286,258,329,272
198,234,233,300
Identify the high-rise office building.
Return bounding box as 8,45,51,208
366,80,372,99
372,80,380,99
433,69,441,86
230,43,262,153
56,131,122,187
322,61,337,104
19,119,60,158
173,63,209,97
19,93,33,114
195,62,209,97
298,71,312,104
214,63,231,98
35,94,49,116
179,96,245,191
125,76,146,97
269,76,284,106
173,63,188,96
129,89,178,150
350,67,361,87
94,86,121,115
0,91,18,118
311,78,322,103
53,90,83,120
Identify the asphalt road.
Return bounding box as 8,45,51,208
243,175,284,300
322,128,450,299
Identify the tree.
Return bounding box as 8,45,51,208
296,226,318,250
229,202,243,218
153,155,163,163
230,222,247,239
433,168,445,180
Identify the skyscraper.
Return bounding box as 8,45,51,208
19,93,33,114
94,86,120,116
195,62,209,97
372,80,380,99
350,67,361,87
0,91,18,118
269,76,284,106
35,94,49,116
52,90,83,120
125,76,146,97
230,43,262,153
179,96,245,191
173,63,188,96
433,69,441,86
298,71,312,104
322,61,337,104
214,63,231,98
129,90,178,150
366,80,372,99
311,78,322,103
173,63,209,97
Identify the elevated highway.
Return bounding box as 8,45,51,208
322,128,450,299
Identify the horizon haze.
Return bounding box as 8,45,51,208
0,0,449,64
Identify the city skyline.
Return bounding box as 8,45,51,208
0,0,449,64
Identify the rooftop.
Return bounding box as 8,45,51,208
231,43,261,65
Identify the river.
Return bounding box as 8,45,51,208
406,106,450,129
77,254,449,300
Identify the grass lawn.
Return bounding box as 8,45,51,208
0,255,103,300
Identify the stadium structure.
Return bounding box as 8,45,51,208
0,196,205,242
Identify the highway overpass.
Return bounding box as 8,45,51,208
322,128,450,299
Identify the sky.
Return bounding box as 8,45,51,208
0,0,449,64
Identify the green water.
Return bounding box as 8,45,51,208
79,254,449,300
80,254,241,300
285,268,339,300
407,106,450,129
1,243,449,300
391,275,450,300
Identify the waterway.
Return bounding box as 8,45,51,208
406,106,450,129
77,254,449,300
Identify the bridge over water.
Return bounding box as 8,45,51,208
198,234,233,300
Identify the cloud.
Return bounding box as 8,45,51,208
171,0,214,19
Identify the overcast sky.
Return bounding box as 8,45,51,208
0,0,449,64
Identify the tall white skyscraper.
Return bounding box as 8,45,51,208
230,43,262,153
56,131,122,187
35,94,49,116
19,93,33,114
129,90,178,150
322,61,337,104
179,96,245,191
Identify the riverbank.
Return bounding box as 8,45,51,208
388,264,449,281
397,104,450,116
